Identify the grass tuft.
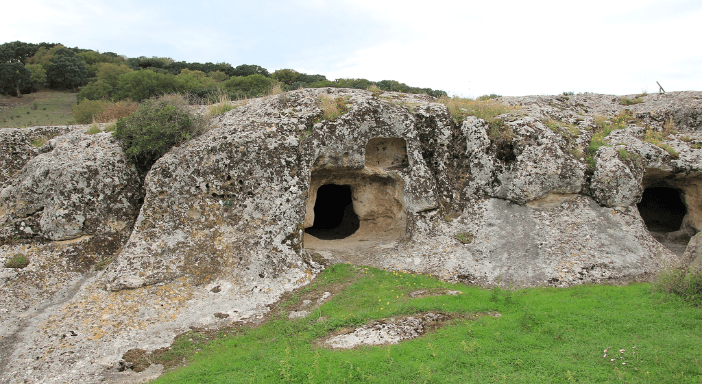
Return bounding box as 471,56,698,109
318,94,350,121
207,94,237,117
455,232,474,244
438,96,514,125
653,266,702,306
5,253,29,268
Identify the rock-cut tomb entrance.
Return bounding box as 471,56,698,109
637,171,702,256
303,138,409,253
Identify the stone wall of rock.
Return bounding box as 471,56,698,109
1,89,701,383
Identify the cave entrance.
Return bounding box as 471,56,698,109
637,187,686,233
305,184,360,240
303,168,407,251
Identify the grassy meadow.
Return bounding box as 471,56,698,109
145,264,702,383
0,90,76,128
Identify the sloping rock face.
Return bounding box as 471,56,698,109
1,89,701,383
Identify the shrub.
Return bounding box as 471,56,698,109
77,79,114,102
114,70,177,101
5,253,29,268
653,266,702,306
113,94,205,175
72,99,108,124
97,101,138,122
222,74,275,99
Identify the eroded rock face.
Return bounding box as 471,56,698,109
0,126,75,189
1,89,702,383
0,129,143,242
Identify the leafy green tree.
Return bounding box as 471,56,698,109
113,94,203,175
25,64,46,86
222,74,274,98
0,41,43,64
229,64,270,77
207,70,228,82
175,69,217,91
296,73,327,84
46,55,88,90
77,80,113,102
27,45,75,71
96,63,132,87
272,69,300,85
0,62,34,96
113,70,176,101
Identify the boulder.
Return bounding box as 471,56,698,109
0,129,143,242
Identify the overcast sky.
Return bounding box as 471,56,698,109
2,0,700,97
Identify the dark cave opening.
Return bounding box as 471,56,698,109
305,184,360,240
637,187,687,233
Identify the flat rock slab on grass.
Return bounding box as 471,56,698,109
409,289,463,298
324,312,453,349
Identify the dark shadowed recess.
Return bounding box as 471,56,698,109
305,184,359,240
637,187,686,233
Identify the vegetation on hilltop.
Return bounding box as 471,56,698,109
0,40,447,102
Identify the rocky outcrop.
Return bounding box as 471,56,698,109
0,126,75,189
1,129,143,242
1,89,701,383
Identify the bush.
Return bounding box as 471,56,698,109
72,99,108,124
222,74,275,99
114,70,177,101
77,79,114,102
654,266,702,306
97,101,138,122
113,94,205,175
5,253,29,268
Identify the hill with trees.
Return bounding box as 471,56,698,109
0,41,447,102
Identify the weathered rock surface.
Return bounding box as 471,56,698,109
0,126,75,189
1,89,701,383
1,129,143,242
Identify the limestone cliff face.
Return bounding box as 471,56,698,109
1,89,701,383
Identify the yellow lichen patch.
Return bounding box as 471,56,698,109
41,278,194,346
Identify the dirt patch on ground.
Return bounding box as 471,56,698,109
317,311,501,349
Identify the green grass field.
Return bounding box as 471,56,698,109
0,90,77,128
147,264,702,383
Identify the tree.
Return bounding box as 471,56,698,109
271,69,299,85
96,62,132,87
0,41,42,64
27,45,74,71
114,70,177,101
229,64,270,78
25,64,46,86
77,80,113,102
0,62,34,96
222,74,275,98
46,55,88,90
207,70,228,82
